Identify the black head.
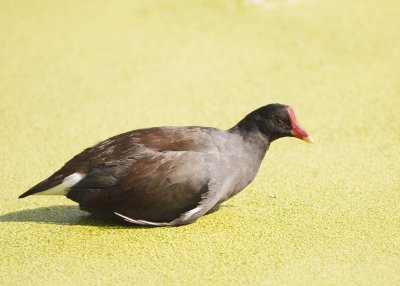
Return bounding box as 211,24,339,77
234,103,314,143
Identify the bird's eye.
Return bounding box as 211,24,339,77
276,118,285,125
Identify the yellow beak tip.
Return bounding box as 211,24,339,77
303,136,315,144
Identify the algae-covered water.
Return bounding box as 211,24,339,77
1,0,399,285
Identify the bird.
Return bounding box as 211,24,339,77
19,103,314,226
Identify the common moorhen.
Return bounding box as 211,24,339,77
19,103,313,226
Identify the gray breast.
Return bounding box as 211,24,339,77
205,130,269,204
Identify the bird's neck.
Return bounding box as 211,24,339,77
228,122,271,158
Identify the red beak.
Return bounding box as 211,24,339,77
286,107,314,144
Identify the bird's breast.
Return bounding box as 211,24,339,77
209,137,267,204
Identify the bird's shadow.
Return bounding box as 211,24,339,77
0,204,226,227
0,205,126,228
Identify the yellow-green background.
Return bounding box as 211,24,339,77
1,0,399,285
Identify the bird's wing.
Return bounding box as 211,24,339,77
68,150,210,222
19,126,213,198
115,177,233,226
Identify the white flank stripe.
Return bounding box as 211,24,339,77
114,213,171,226
35,172,85,195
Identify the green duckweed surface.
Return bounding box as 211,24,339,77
1,0,399,285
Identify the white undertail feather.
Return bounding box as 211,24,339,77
35,173,85,195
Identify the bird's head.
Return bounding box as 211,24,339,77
237,103,314,144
